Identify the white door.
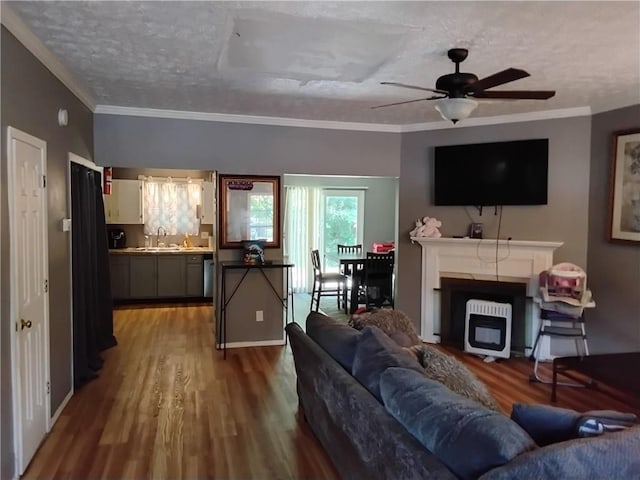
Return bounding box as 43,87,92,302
8,127,50,475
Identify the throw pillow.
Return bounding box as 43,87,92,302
306,312,361,371
351,326,423,401
380,367,536,480
348,309,422,347
511,404,638,446
510,404,580,446
407,344,501,411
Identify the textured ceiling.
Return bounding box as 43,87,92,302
6,1,640,125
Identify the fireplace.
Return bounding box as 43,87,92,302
411,237,563,360
439,278,526,355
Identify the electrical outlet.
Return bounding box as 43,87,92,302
201,231,209,239
256,310,264,322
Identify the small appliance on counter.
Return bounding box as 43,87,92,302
108,227,127,249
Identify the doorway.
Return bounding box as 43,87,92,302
7,126,50,475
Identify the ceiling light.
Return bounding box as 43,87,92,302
434,98,478,124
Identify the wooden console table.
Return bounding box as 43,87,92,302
218,260,294,359
552,352,640,401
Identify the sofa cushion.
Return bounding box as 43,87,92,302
380,367,536,480
405,344,501,411
478,425,640,480
351,326,423,401
306,312,361,371
348,309,422,346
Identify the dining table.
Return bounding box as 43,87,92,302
324,251,367,314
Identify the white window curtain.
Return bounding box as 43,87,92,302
143,180,201,235
284,185,321,293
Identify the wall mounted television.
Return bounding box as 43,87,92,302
434,139,549,206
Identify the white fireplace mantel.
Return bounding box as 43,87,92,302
411,237,563,360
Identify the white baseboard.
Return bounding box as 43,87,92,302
49,389,72,430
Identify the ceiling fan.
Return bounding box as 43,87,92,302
373,48,556,123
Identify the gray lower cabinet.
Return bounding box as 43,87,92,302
186,255,204,297
111,253,205,300
130,255,157,298
109,255,131,299
157,255,187,297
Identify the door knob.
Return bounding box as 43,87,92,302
20,319,32,330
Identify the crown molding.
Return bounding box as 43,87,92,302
1,4,96,110
590,99,640,115
94,105,403,132
398,106,593,132
94,104,596,133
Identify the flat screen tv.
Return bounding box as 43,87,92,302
434,139,548,206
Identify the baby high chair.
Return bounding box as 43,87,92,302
530,263,596,385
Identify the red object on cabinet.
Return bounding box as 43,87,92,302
372,242,395,253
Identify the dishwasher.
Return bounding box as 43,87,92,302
203,254,215,298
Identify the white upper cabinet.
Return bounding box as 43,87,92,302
201,181,215,224
104,179,143,224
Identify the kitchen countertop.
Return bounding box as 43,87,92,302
109,246,215,255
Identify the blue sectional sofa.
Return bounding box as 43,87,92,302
285,312,640,480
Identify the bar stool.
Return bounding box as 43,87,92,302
529,309,589,385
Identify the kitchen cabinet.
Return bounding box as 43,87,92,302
129,255,157,298
157,255,186,297
109,255,131,299
201,181,215,224
186,254,204,297
111,252,205,300
104,179,143,224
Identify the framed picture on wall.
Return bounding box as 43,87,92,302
609,128,640,243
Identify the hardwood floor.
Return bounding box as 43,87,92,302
25,304,339,480
26,305,639,479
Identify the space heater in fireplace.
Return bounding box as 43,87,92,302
464,300,512,359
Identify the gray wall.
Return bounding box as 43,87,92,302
396,116,593,334
94,114,401,177
588,105,640,353
1,26,94,479
284,174,398,250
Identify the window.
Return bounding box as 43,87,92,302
322,189,365,271
249,193,274,241
143,179,202,235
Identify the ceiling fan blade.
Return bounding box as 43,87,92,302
371,96,446,109
471,90,556,100
466,68,530,93
381,82,447,95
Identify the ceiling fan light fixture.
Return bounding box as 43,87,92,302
435,98,478,124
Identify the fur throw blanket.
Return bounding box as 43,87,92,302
404,344,501,411
349,309,422,347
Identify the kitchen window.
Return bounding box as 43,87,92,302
143,177,202,235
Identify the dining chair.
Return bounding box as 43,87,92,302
336,244,363,275
361,251,395,309
310,249,348,312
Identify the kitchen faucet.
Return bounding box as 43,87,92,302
156,226,167,247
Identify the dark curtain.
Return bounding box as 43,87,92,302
71,164,117,388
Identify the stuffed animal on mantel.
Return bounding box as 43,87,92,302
409,216,442,238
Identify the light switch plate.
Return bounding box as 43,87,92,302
62,218,72,232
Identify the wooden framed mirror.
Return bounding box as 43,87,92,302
218,174,281,249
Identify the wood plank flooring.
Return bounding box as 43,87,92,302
25,305,639,479
25,304,339,480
